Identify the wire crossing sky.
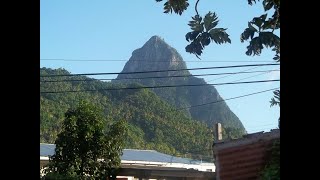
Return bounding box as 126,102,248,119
40,0,280,133
40,69,279,82
40,79,279,94
40,63,279,77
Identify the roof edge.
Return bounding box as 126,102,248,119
213,129,280,151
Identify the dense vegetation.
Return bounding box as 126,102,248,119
40,68,215,161
45,101,127,179
260,139,280,180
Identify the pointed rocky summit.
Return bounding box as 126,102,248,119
117,36,188,80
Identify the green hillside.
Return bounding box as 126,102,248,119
40,68,213,160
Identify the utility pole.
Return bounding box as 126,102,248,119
215,123,222,141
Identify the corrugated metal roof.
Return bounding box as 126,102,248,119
40,143,56,157
40,144,202,165
121,149,202,164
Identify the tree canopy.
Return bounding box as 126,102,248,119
44,101,127,180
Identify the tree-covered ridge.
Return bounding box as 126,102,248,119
40,68,213,160
113,89,212,156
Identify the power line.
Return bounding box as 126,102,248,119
40,63,279,77
206,66,261,83
40,69,280,83
230,69,279,83
40,79,279,94
246,123,278,128
177,87,280,110
40,58,275,63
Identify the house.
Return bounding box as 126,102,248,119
40,143,216,180
212,124,280,180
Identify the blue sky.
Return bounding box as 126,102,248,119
40,0,280,133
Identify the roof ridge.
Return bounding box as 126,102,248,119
123,149,157,152
40,143,55,145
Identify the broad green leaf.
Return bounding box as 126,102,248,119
203,12,219,31
248,22,258,32
161,0,189,15
260,13,268,21
263,0,274,11
209,28,231,44
252,17,264,28
240,27,256,42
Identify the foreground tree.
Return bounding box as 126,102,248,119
44,101,127,180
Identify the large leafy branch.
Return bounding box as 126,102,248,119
155,0,280,122
242,0,280,62
155,0,280,61
185,12,231,58
156,0,231,58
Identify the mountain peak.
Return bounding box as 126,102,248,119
116,36,187,76
149,35,163,42
142,35,170,49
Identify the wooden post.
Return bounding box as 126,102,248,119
215,123,222,141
